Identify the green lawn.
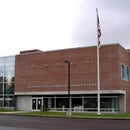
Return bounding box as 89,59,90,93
18,111,130,119
0,109,14,112
0,109,130,119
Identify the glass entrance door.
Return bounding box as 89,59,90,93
32,98,42,111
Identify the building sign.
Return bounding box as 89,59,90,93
28,82,97,89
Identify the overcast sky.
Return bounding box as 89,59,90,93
0,0,130,56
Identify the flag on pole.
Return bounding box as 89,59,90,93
96,9,101,47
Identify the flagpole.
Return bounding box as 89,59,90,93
96,8,101,114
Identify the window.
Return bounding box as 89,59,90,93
0,56,15,108
121,64,129,81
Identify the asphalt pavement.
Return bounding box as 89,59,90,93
0,114,130,130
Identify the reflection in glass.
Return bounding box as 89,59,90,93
4,71,14,83
0,56,15,108
5,83,14,94
0,83,3,94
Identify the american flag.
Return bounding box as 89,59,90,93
96,9,101,47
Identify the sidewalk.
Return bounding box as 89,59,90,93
0,111,27,114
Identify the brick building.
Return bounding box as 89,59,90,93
13,43,130,113
0,43,129,113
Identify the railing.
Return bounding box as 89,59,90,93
45,107,119,113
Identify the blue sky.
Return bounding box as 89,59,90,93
0,0,130,56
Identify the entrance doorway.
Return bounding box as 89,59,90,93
32,98,43,111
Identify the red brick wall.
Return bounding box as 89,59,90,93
15,46,96,92
100,44,121,90
118,46,130,112
15,44,127,94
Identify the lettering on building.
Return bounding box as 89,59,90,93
28,82,97,89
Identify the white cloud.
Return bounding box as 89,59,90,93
0,0,84,56
0,0,130,56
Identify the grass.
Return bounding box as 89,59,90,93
72,112,130,119
18,111,130,119
0,109,15,112
19,111,67,117
0,109,130,119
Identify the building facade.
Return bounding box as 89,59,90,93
13,44,130,113
0,44,130,113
